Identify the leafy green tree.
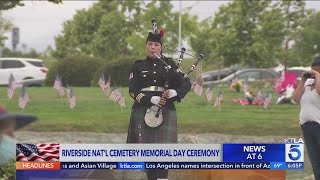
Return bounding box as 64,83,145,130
275,0,310,68
2,47,41,58
0,160,15,179
0,12,12,46
129,1,198,57
190,0,311,69
192,1,284,68
250,3,286,67
290,11,320,65
53,1,139,59
45,55,104,86
53,1,199,60
0,0,62,10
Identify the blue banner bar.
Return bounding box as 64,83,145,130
145,162,270,169
17,170,95,179
223,144,285,162
286,162,304,170
60,162,117,169
58,162,306,170
270,162,286,170
60,162,271,170
118,162,145,170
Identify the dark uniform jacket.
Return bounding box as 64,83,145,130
129,56,191,110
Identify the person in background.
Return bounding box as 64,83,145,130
292,54,320,180
245,91,254,104
0,105,37,164
276,84,296,105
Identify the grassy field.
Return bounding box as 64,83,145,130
0,85,301,136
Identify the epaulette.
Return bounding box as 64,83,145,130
163,56,173,61
134,60,143,64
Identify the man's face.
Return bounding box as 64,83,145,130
146,41,162,60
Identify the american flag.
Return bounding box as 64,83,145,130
118,93,126,108
109,87,121,102
8,74,17,99
190,79,196,90
98,73,106,92
105,75,111,93
16,143,59,162
214,90,223,108
18,85,29,109
256,87,264,102
58,86,64,97
109,87,125,107
53,73,61,90
53,73,64,97
264,93,272,109
193,83,203,96
66,84,76,109
205,87,213,102
243,82,248,94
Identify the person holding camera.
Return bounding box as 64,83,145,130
292,55,320,180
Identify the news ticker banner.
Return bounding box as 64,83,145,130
16,142,304,171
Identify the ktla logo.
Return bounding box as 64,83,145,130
285,144,304,162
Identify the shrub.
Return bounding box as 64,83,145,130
45,56,104,86
92,56,140,87
0,160,15,180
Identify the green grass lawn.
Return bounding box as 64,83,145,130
0,85,301,136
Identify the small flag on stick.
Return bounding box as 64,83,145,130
18,85,29,109
205,87,213,102
66,84,76,109
53,73,64,97
8,74,17,99
214,90,223,109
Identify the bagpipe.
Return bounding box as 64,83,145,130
144,18,205,128
154,50,205,78
151,18,205,81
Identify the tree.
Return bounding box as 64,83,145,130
53,1,199,60
142,1,198,54
189,18,216,63
0,0,62,10
126,1,199,57
290,11,320,65
53,1,140,59
0,12,12,46
191,1,284,68
190,0,310,69
2,46,41,58
276,0,309,69
250,3,286,67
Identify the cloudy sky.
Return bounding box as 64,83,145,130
3,1,320,52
